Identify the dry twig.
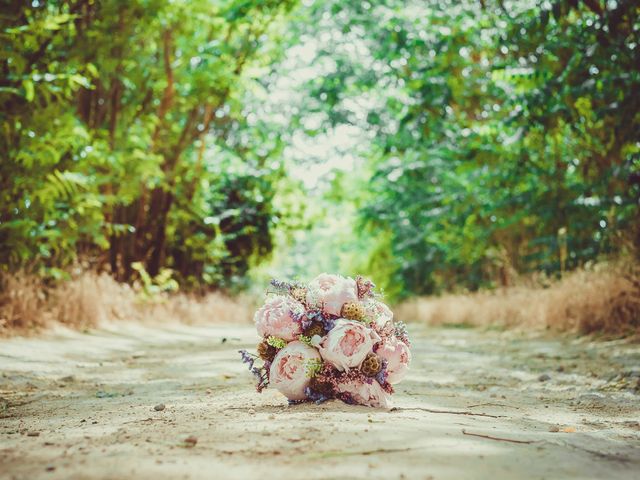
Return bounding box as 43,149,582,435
391,407,505,418
462,429,536,444
466,402,520,409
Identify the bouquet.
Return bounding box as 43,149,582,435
239,274,411,408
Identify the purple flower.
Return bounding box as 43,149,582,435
291,310,313,330
239,350,270,392
296,309,336,332
321,316,336,332
255,368,270,392
304,387,329,404
269,278,304,296
239,350,255,370
375,359,389,385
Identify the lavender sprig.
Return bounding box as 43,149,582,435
322,317,336,332
295,309,336,332
291,309,313,330
304,387,329,404
268,278,304,295
375,359,389,385
253,365,270,392
240,350,270,392
239,349,256,370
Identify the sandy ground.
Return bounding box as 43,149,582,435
1,322,639,480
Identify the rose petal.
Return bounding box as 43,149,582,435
376,337,411,384
269,341,321,401
319,319,380,371
307,274,358,316
336,378,393,408
254,296,303,341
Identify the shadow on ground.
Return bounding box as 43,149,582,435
1,323,639,479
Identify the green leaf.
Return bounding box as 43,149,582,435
22,80,34,102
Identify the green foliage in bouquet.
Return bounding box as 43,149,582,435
304,358,323,378
266,336,287,349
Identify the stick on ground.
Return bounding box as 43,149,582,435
392,407,505,418
462,429,536,444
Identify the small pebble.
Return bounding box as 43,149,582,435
205,389,212,395
538,374,551,382
154,404,166,411
184,436,198,447
45,465,55,472
27,431,40,437
548,425,560,432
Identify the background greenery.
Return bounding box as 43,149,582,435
1,0,638,300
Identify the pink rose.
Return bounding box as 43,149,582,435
376,337,411,384
307,273,358,316
319,319,380,371
336,378,393,408
254,296,303,341
364,299,393,328
269,341,321,401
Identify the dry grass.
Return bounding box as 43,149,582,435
0,271,255,336
395,262,640,337
0,272,50,331
3,263,638,338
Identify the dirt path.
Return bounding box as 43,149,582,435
1,322,639,480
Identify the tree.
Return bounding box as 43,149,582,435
281,0,639,297
0,0,298,289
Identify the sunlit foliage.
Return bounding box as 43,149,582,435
288,0,639,297
1,0,638,298
1,0,296,288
